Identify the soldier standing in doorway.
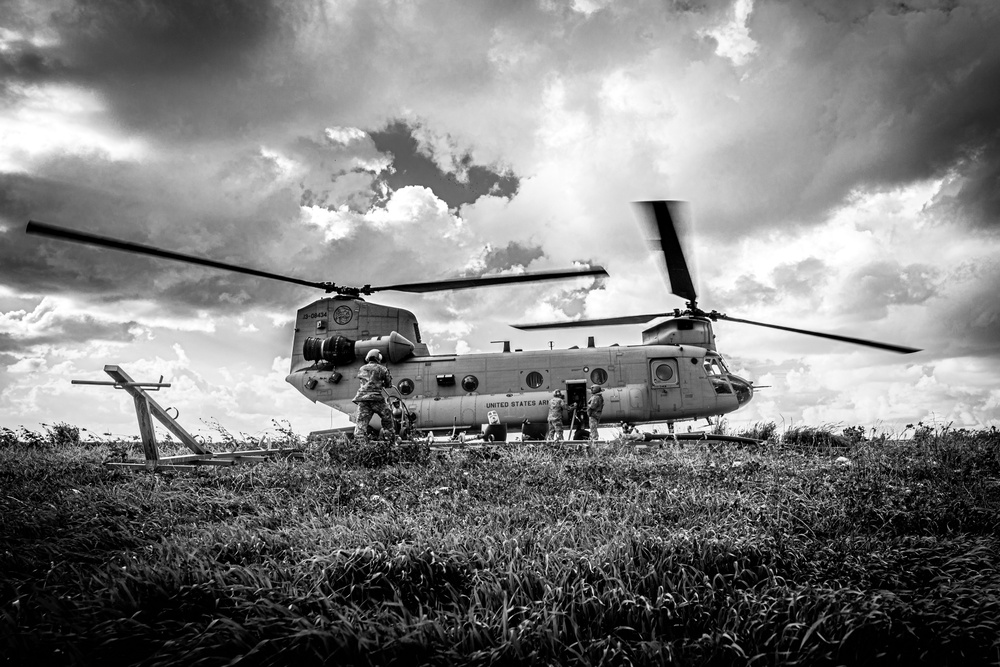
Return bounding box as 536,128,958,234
353,350,395,444
587,385,604,444
546,390,566,442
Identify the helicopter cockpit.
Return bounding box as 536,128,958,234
704,353,733,393
704,352,754,406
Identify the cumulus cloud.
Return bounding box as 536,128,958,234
846,260,939,319
0,296,139,353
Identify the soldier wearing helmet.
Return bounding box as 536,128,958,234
587,385,604,444
546,389,566,442
353,349,395,444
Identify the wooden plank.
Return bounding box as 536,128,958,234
158,453,217,463
222,448,303,456
147,400,211,455
106,462,200,471
131,394,159,468
72,380,172,388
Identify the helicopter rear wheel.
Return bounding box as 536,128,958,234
483,423,507,443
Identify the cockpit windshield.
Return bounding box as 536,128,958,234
704,356,728,376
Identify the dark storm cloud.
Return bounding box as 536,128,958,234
0,39,57,90
0,0,565,147
847,260,939,318
289,130,389,213
8,0,995,236
39,0,288,139
717,274,780,308
1,314,140,351
714,259,827,309
697,0,1000,233
370,121,520,210
773,258,829,298
926,261,1000,356
0,132,509,322
0,333,19,353
0,157,324,315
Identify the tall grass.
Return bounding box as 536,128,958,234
1,425,998,665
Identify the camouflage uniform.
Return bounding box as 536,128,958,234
546,394,566,442
353,361,394,443
587,389,605,443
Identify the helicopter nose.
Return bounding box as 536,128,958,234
729,375,754,406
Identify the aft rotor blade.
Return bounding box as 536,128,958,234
511,312,671,330
25,220,331,291
632,200,698,303
371,266,608,294
715,313,921,354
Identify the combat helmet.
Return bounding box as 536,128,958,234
365,349,382,362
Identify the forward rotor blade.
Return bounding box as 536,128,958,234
371,266,608,294
715,313,921,354
632,200,698,303
26,220,331,291
511,312,671,330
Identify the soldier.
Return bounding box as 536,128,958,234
353,350,395,444
546,390,566,442
587,385,604,443
390,398,404,436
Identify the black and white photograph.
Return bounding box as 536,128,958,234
2,0,998,664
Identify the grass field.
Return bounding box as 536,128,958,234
2,423,999,666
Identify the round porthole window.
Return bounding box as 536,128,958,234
461,375,479,392
525,371,544,389
655,364,674,382
397,378,415,395
590,368,608,385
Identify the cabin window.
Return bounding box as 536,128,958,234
590,368,608,385
525,371,544,389
651,359,678,386
462,375,479,392
398,378,415,395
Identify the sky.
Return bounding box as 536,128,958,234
1,0,998,441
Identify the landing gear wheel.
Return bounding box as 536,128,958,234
484,423,507,443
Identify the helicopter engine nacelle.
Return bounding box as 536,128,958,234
302,331,415,365
642,317,716,351
355,332,416,364
302,335,355,365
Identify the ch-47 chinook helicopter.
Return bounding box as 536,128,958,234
26,200,918,441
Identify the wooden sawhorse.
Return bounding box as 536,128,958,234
74,365,303,470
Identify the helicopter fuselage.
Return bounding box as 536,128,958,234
285,297,753,434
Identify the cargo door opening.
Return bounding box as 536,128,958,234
565,379,588,440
